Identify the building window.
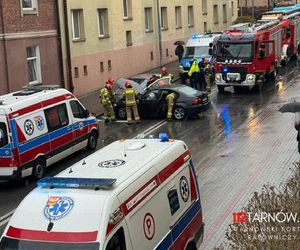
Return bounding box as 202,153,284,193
204,22,208,32
83,65,88,76
27,46,41,84
100,62,104,72
145,7,153,32
223,4,227,23
213,5,219,24
74,67,79,78
123,0,132,19
188,6,194,27
21,0,36,10
161,7,168,30
231,1,234,16
202,0,207,14
166,48,169,57
175,6,182,29
126,30,132,46
71,9,85,41
98,8,109,37
108,60,112,70
150,51,154,61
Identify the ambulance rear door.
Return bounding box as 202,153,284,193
0,110,12,176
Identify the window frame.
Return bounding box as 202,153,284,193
71,9,85,41
202,0,207,14
98,8,109,38
105,227,127,250
223,4,227,23
26,46,42,85
175,6,182,29
160,7,168,30
144,7,153,32
20,0,38,15
0,122,8,148
123,0,132,19
188,6,194,27
213,5,219,24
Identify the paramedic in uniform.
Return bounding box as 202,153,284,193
100,82,116,123
166,92,177,121
124,81,141,124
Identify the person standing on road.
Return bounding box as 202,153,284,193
188,59,200,90
175,44,184,62
100,82,116,123
166,92,177,121
124,81,141,124
204,59,212,93
295,112,300,153
198,60,206,91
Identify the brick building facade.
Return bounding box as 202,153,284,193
0,0,62,94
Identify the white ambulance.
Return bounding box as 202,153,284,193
0,85,99,180
0,135,204,250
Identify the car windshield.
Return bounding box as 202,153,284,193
140,77,171,91
184,46,210,58
0,122,8,148
0,237,100,250
216,42,254,62
179,86,198,96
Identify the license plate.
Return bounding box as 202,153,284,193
227,73,240,81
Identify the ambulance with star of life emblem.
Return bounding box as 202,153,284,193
0,85,99,180
0,134,204,250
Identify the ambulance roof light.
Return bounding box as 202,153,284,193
159,133,169,142
37,177,117,189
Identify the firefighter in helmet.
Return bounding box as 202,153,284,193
203,59,212,93
124,81,140,124
166,92,177,121
100,80,116,123
159,67,174,81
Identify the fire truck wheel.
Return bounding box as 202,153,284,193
217,85,225,93
87,131,98,150
32,158,46,180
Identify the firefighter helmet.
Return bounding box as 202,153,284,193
106,77,115,84
125,81,132,88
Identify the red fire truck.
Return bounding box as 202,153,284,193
212,12,300,93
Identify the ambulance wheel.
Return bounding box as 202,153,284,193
32,158,46,180
173,106,187,120
217,85,225,93
87,131,98,150
186,241,197,250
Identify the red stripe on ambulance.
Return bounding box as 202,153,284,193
6,226,98,242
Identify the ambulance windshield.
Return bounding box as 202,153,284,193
184,46,210,58
216,42,254,63
0,122,8,148
0,237,100,250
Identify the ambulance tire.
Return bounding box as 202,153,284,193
186,241,197,250
87,131,98,150
32,158,46,180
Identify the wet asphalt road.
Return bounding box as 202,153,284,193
0,59,300,239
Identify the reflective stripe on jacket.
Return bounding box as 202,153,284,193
124,88,136,106
100,88,111,105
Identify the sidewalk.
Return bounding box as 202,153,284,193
79,60,181,117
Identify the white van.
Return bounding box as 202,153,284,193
0,135,204,250
0,85,99,180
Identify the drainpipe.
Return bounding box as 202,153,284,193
54,0,65,88
63,0,74,93
0,0,10,93
156,0,162,66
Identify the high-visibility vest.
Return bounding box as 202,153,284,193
100,88,111,105
159,73,174,80
188,61,200,77
124,88,136,106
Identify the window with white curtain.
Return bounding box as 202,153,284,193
27,46,41,84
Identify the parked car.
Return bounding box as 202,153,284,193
115,84,209,120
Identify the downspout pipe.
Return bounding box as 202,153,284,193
0,0,10,93
156,0,162,67
63,0,74,93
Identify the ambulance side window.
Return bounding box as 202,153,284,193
106,227,126,250
45,104,69,132
0,123,8,148
167,187,180,215
70,100,86,119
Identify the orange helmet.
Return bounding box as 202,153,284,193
106,77,115,84
105,83,112,90
161,66,168,74
124,81,132,88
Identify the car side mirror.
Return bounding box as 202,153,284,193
209,48,213,55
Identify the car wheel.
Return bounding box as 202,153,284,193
32,158,46,180
117,106,127,120
173,106,187,120
87,131,98,150
217,85,225,93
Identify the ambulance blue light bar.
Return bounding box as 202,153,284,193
37,177,117,189
159,133,169,142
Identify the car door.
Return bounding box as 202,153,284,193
139,90,161,118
